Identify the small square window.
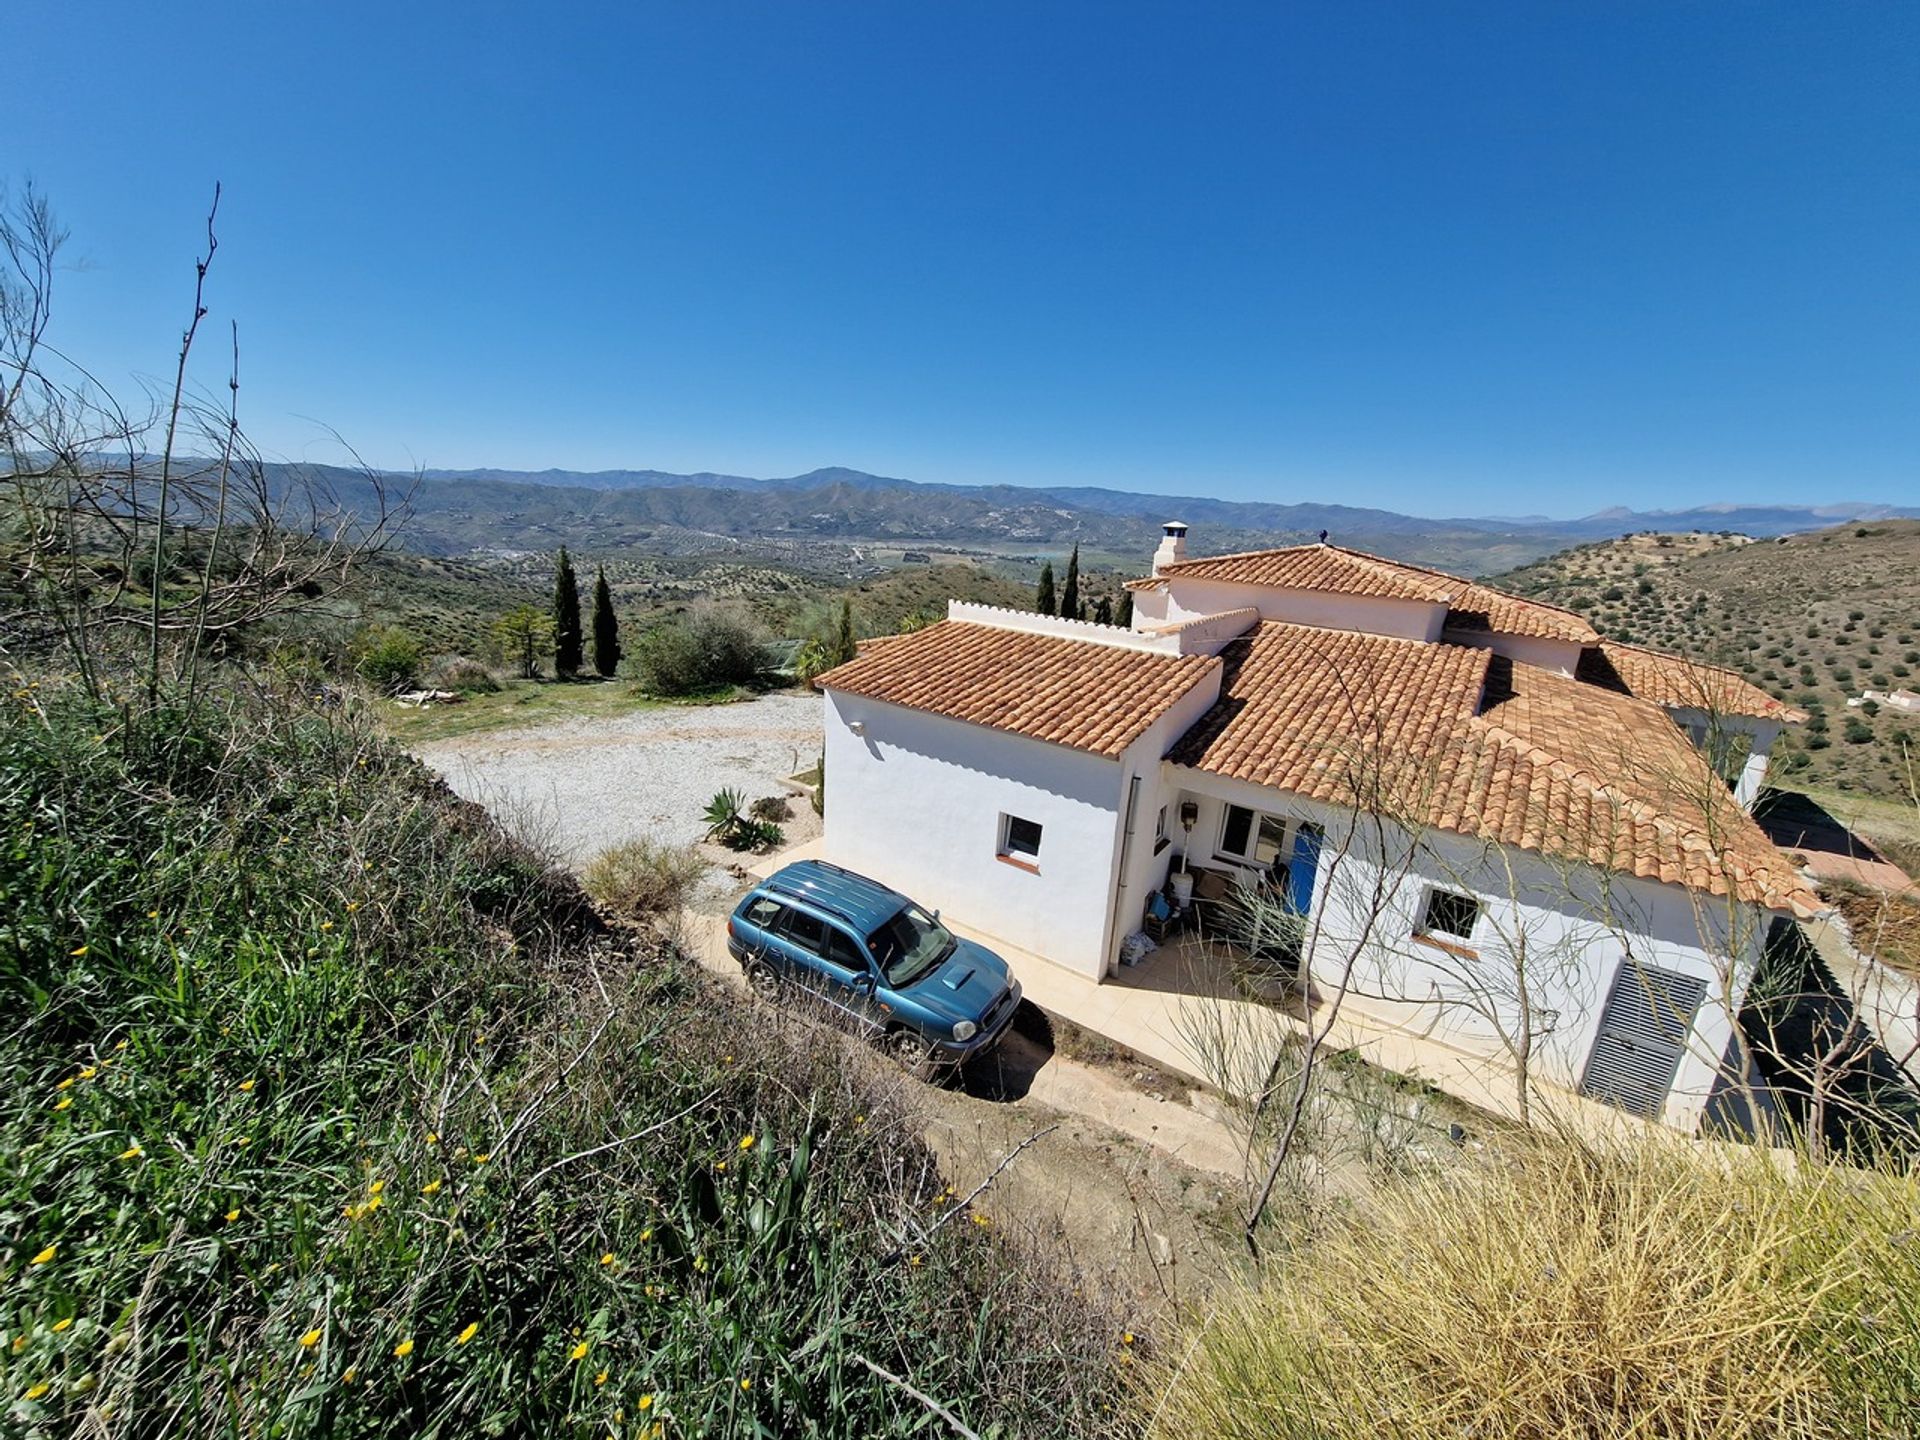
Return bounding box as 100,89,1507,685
1419,888,1481,941
1000,814,1043,860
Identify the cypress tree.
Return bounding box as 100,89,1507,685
834,599,856,666
553,547,583,676
591,565,622,677
1115,590,1133,628
1061,544,1080,621
1035,562,1056,616
1094,595,1113,626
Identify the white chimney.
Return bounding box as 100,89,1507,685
1152,521,1189,576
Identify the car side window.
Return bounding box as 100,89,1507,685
779,908,830,954
824,927,869,973
744,896,785,929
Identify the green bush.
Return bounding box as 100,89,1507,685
352,626,427,694
581,838,708,920
0,683,1126,1437
427,656,501,694
633,609,766,697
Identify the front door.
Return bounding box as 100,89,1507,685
1285,823,1323,914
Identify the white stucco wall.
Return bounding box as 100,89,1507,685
1441,626,1583,677
1152,577,1446,642
1167,768,1771,1131
821,691,1131,978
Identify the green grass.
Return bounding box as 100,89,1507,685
376,677,668,744
0,681,1128,1436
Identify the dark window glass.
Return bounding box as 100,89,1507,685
780,908,830,953
824,927,869,972
1002,815,1043,858
1220,804,1253,857
1420,889,1481,940
745,897,786,929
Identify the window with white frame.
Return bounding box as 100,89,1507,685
1218,803,1290,868
998,813,1043,863
1418,887,1481,942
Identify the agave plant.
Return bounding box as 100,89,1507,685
702,787,747,843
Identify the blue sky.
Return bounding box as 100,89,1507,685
9,2,1917,516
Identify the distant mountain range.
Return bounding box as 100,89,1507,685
242,459,1917,576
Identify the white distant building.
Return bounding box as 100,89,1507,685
815,525,1817,1130
1862,688,1920,713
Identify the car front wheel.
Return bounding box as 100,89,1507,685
888,1028,935,1078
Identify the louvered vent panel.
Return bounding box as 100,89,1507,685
1579,964,1708,1119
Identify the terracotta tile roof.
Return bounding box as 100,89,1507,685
814,620,1219,758
1578,642,1807,723
1444,583,1600,645
1149,543,1459,603
1171,622,1818,916
1136,542,1598,644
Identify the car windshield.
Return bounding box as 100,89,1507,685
868,903,953,987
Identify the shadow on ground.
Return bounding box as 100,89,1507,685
950,1001,1057,1103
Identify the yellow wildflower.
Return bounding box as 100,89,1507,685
24,1382,50,1401
299,1329,322,1348
456,1321,478,1345
425,1131,439,1145
1122,1331,1135,1345
715,1160,727,1172
422,1178,443,1196
570,1340,589,1361
594,1370,609,1387
239,1079,255,1092
908,1255,922,1268
31,1244,56,1265
114,1039,129,1051
78,1066,97,1080
115,1141,143,1160
473,1153,490,1165
638,1394,654,1411
51,1318,72,1333
367,1179,385,1196
346,901,360,912
738,1134,755,1151
341,1367,357,1384
53,1096,71,1112
600,1252,616,1267
740,1377,752,1391
10,1335,24,1352
70,945,88,956
640,1227,653,1242
224,1208,241,1223
393,1337,414,1358
970,1212,989,1227
55,1077,74,1091
854,1114,867,1125
320,921,334,931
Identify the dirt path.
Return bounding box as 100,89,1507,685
677,909,1253,1305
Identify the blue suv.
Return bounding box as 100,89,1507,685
726,861,1023,1074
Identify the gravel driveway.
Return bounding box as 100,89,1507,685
413,692,825,869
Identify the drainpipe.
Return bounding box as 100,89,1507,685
1105,774,1144,979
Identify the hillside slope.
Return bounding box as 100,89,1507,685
1490,521,1920,799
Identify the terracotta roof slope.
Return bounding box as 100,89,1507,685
1445,583,1600,645
1578,642,1806,723
1172,623,1818,916
814,620,1219,758
1149,543,1459,603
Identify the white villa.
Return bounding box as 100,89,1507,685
813,524,1819,1131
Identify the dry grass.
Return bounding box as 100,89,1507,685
1147,1133,1920,1439
581,836,710,920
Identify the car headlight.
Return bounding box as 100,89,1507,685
952,1019,977,1042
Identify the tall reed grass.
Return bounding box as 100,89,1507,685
1147,1132,1920,1439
